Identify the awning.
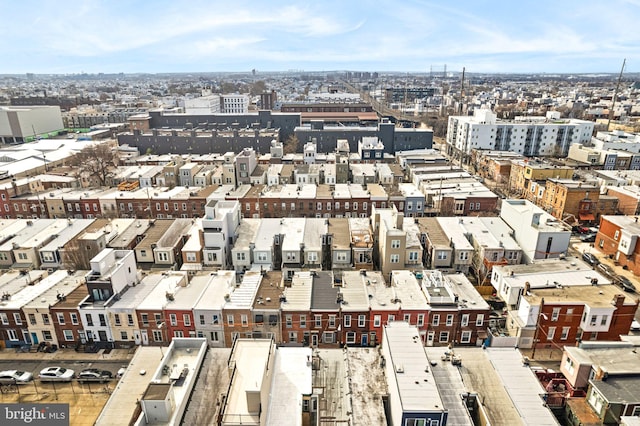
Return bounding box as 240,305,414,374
579,213,595,221
477,330,488,339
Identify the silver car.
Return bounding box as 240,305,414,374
38,367,74,382
0,370,33,384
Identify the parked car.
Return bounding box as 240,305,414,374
631,320,640,331
582,252,599,266
580,233,597,243
596,263,615,277
616,276,637,293
77,369,113,382
38,367,74,382
0,370,33,384
572,226,590,234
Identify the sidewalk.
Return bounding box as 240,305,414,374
0,347,136,362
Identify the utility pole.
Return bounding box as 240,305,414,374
606,59,626,132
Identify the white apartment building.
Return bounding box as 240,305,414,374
447,109,595,159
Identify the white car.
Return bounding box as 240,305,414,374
632,320,640,332
0,370,33,384
38,367,74,382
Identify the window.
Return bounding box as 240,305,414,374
257,252,268,262
459,252,469,260
346,332,356,344
85,314,93,327
390,254,400,263
322,332,334,344
461,331,472,343
158,252,169,262
199,315,205,326
547,327,556,340
288,332,297,343
315,315,322,328
437,251,447,260
241,314,248,327
374,315,381,327
353,202,358,210
600,315,608,326
405,419,426,426
300,315,306,328
439,331,449,343
461,314,469,327
417,314,425,327
27,314,36,325
285,315,293,328
174,331,184,338
432,314,440,326
227,315,234,326
42,330,53,341
590,315,597,326
344,315,351,327
446,314,454,326
210,331,219,342
614,230,620,240
408,251,418,261
358,315,366,327
141,314,149,326
127,314,134,326
114,314,121,326
336,252,348,262
329,315,336,328
63,330,74,341
476,314,484,326
307,252,318,263
561,327,570,340
388,315,395,322
551,308,560,322
391,239,400,249
120,331,128,340
57,313,65,325
7,330,18,341
170,314,177,326
183,314,191,326
212,314,219,325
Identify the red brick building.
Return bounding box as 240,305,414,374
596,215,640,276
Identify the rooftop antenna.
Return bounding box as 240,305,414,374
606,58,626,132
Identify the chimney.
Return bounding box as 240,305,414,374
613,294,625,308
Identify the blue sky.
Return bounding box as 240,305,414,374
1,0,639,74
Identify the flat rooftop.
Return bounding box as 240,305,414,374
222,339,273,425
265,348,313,426
95,346,164,426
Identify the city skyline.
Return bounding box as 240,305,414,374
2,0,639,74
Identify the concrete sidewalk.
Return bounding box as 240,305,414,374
0,347,136,362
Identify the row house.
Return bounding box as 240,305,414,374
0,178,45,219
38,219,95,270
417,217,455,271
78,249,138,346
349,218,374,271
179,162,203,187
281,271,313,346
180,218,203,274
606,186,640,216
22,271,85,347
371,206,424,279
238,184,373,219
163,272,210,340
421,270,491,347
596,215,640,276
250,271,284,343
0,219,56,269
60,218,137,270
418,176,498,216
135,272,189,346
193,271,238,347
221,270,262,345
133,219,192,268
541,179,608,225
500,199,571,263
309,271,341,347
0,270,50,347
201,200,241,269
349,270,429,346
516,285,637,350
508,159,573,200
108,273,164,347
50,283,88,347
327,219,351,274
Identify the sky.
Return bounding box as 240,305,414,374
1,0,639,74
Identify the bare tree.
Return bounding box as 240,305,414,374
283,135,299,154
74,144,117,187
61,239,95,271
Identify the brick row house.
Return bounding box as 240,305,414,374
596,215,640,276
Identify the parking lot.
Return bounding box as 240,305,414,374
0,348,135,426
